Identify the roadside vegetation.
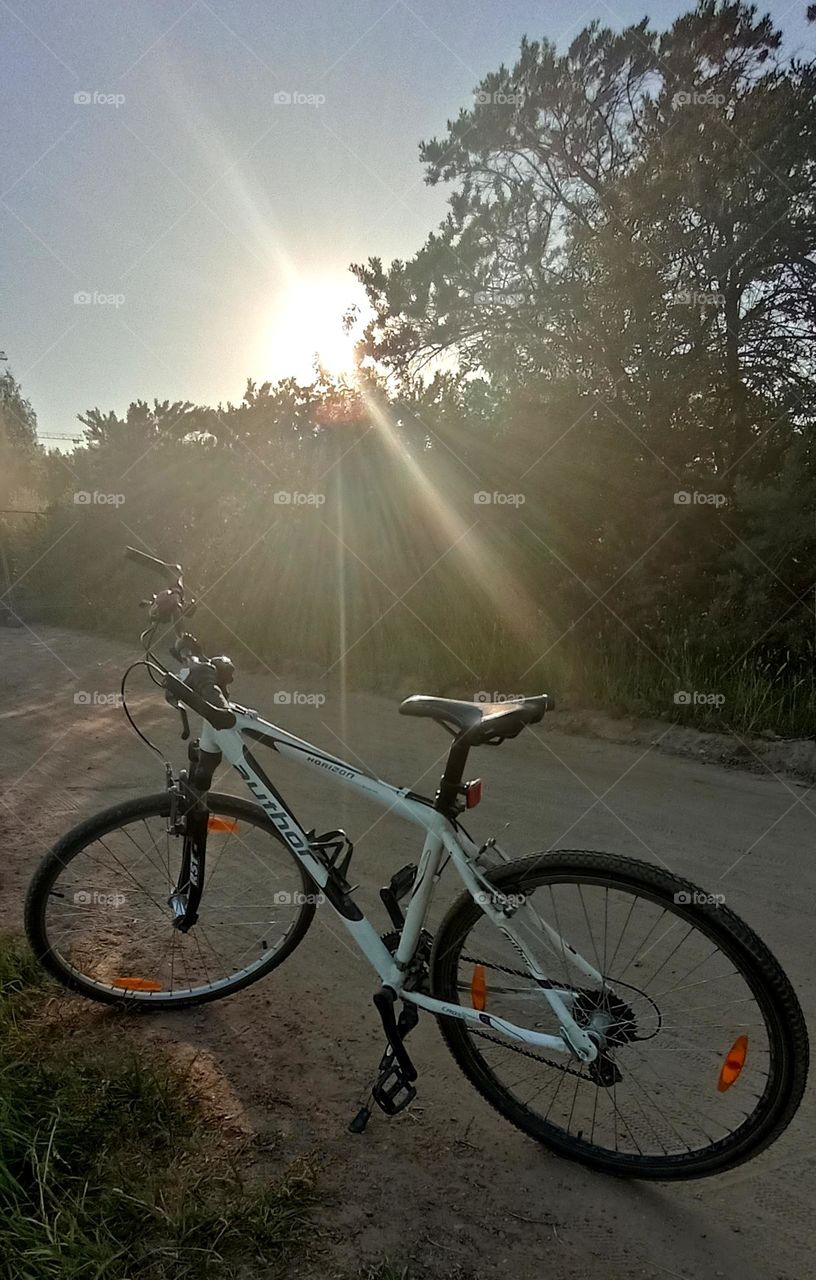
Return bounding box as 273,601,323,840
3,2,815,738
0,935,316,1279
0,935,455,1279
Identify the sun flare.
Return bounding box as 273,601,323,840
267,278,362,383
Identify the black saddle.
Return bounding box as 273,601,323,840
399,693,549,746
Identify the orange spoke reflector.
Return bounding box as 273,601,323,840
718,1034,748,1092
207,817,238,833
471,963,487,1011
112,977,163,992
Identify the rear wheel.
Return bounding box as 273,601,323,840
25,791,318,1009
430,850,808,1179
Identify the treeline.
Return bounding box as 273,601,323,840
3,2,816,735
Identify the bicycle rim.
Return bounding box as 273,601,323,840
27,792,317,1007
431,851,806,1177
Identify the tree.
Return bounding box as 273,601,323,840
353,2,816,476
0,354,39,502
0,354,41,616
349,2,816,725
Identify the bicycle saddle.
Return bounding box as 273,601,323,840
399,693,549,745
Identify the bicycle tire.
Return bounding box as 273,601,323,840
25,791,318,1010
430,850,808,1179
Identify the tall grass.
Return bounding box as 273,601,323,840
0,937,315,1279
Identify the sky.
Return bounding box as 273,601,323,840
2,0,812,444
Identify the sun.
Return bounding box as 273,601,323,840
267,278,363,383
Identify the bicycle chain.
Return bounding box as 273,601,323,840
461,953,535,981
467,1027,592,1080
461,953,591,1079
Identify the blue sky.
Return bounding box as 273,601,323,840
2,0,812,441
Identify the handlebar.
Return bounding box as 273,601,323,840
125,546,183,584
124,546,236,731
164,671,236,730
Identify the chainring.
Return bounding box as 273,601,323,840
381,927,433,993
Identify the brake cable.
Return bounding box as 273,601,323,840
120,659,171,763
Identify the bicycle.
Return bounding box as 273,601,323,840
25,547,809,1179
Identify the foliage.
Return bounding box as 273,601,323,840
4,1,816,736
0,353,41,507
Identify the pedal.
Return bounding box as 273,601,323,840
347,1051,417,1134
371,999,419,1113
348,988,420,1134
372,1053,417,1116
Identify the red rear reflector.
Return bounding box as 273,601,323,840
207,817,238,832
112,977,162,992
471,963,487,1010
718,1035,748,1092
464,779,482,809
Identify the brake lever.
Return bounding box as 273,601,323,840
169,632,204,663
178,707,190,741
161,683,191,740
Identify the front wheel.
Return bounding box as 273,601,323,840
26,791,318,1010
430,850,808,1179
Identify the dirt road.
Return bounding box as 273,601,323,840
1,625,812,1279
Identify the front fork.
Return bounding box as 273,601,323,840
167,741,222,932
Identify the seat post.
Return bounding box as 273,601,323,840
434,732,472,818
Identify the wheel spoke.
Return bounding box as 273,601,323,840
437,861,790,1173
39,804,310,1004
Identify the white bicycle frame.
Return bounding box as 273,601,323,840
198,701,600,1065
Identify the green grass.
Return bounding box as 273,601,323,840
0,936,316,1280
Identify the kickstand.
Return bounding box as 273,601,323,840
349,1088,375,1134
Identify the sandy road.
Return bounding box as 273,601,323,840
0,625,813,1279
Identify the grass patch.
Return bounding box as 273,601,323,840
0,935,315,1279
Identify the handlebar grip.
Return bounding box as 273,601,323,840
125,546,183,583
164,673,236,730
